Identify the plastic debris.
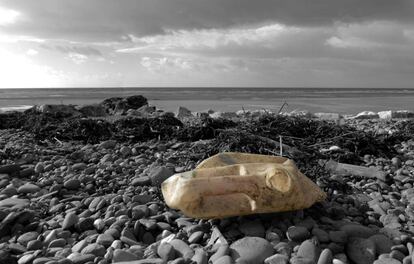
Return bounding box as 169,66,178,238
162,152,326,219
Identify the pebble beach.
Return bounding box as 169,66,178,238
1,95,414,264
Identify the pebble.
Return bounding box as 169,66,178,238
48,238,66,248
80,243,106,257
191,248,207,264
169,239,194,260
188,231,204,244
390,250,406,262
297,239,320,263
287,226,310,242
157,243,175,261
317,248,333,264
131,176,151,187
99,140,116,149
112,249,140,262
329,231,348,244
96,233,114,248
62,212,79,230
27,240,43,250
369,234,393,255
340,224,375,238
0,164,20,174
17,183,40,194
17,231,39,246
312,228,330,243
239,219,265,237
230,237,273,264
67,253,95,264
213,255,233,264
149,166,174,186
374,258,402,264
209,245,229,263
34,162,45,173
346,237,376,264
63,179,81,190
264,254,289,264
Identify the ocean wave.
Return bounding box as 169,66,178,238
0,105,33,113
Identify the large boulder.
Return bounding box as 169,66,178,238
314,112,342,120
101,95,148,115
35,104,81,116
175,106,193,119
353,111,379,119
209,111,238,119
77,104,107,117
378,110,414,119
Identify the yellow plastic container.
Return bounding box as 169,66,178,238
161,152,326,219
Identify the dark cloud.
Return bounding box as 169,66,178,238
1,0,413,41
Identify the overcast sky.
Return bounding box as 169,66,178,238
0,0,413,88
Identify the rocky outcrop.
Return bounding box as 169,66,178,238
34,104,81,116
77,104,107,117
101,95,148,115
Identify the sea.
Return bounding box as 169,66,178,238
0,87,413,114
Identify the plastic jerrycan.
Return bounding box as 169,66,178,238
161,152,326,219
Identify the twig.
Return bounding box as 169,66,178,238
278,101,288,114
279,136,283,156
54,137,63,145
31,190,59,201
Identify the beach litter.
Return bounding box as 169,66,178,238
162,152,326,219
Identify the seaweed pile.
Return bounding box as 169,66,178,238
0,108,409,163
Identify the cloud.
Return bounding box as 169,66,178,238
0,47,63,88
38,44,104,64
0,1,413,88
117,23,331,60
41,44,103,56
1,0,413,41
26,49,38,56
0,6,20,25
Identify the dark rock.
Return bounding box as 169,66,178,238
112,249,139,262
369,234,393,255
239,219,265,237
77,104,107,117
101,95,148,115
0,164,20,174
149,166,174,186
346,237,376,264
287,226,310,242
340,224,375,238
64,179,81,190
131,176,151,187
329,231,348,244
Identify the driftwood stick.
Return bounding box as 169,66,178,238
320,159,388,181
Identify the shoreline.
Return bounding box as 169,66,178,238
1,87,414,115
